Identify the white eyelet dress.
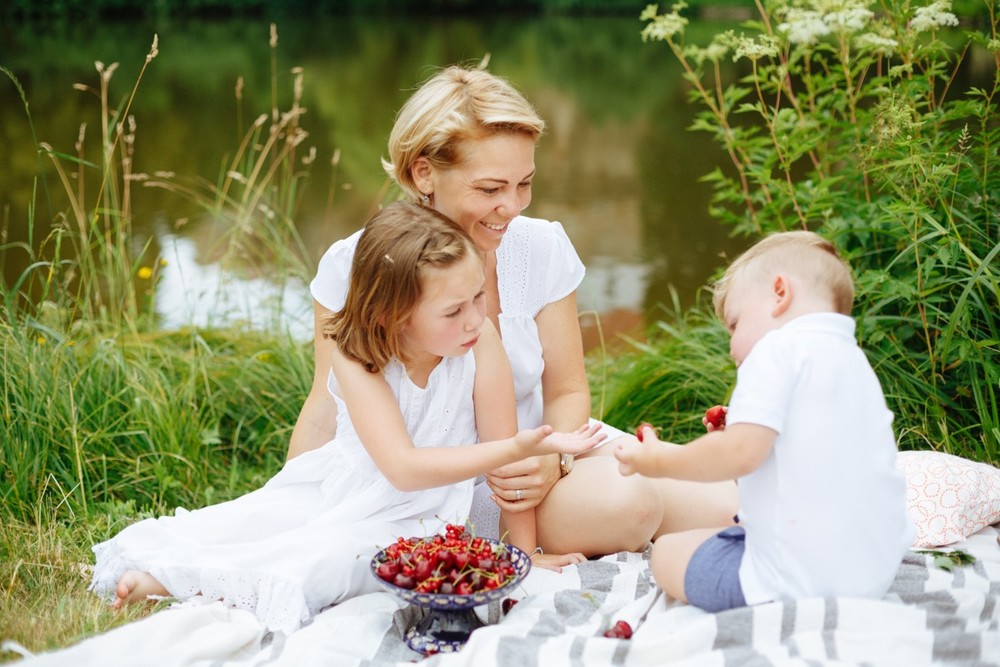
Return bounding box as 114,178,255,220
310,215,622,540
90,355,478,635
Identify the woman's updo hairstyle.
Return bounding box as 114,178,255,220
382,64,545,201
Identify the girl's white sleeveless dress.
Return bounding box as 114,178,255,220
311,216,626,539
90,355,478,635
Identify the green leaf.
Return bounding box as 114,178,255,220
915,549,977,570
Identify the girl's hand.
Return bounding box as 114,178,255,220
515,423,605,456
530,550,587,573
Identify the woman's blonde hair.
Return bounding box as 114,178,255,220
322,201,480,373
712,230,855,320
382,65,546,201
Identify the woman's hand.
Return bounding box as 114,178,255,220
530,550,587,573
491,424,603,510
487,453,560,512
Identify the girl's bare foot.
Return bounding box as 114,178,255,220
112,570,169,609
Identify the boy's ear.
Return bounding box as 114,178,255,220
771,274,793,317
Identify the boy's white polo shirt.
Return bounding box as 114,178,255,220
726,312,914,605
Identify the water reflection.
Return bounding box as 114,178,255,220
1,14,750,346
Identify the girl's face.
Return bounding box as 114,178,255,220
400,253,487,363
419,133,536,253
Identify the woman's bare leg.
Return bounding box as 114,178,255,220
113,570,169,609
535,455,663,556
536,436,739,556
585,435,739,537
651,477,739,537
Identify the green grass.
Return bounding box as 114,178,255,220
0,516,171,662
2,5,998,658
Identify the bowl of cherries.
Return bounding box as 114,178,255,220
370,523,531,654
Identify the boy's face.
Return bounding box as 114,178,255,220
723,280,782,366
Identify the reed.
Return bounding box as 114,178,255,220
1,27,317,526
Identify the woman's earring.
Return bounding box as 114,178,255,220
420,192,431,206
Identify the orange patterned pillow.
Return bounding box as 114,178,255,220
896,450,1000,548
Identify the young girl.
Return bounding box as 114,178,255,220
89,201,605,635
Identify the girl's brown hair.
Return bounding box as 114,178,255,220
322,201,480,373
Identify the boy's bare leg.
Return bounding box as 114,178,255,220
113,570,169,609
650,527,725,603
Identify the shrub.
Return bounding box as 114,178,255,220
602,0,999,461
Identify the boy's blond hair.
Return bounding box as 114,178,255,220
322,202,480,373
382,65,545,201
713,231,854,320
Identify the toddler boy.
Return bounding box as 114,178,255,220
614,231,914,612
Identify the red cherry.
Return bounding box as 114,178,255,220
635,422,654,442
705,405,727,429
502,598,519,614
376,562,399,581
603,620,633,639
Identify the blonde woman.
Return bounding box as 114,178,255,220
291,65,739,558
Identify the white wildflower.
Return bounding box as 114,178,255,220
910,1,959,32
871,96,918,146
779,9,830,45
639,3,659,21
825,7,874,33
684,34,731,65
734,34,780,61
702,39,731,63
888,63,913,79
854,33,899,55
641,11,688,42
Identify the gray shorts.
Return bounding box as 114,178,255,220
684,525,748,612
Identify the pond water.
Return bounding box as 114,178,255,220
1,14,754,348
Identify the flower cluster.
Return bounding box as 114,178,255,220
909,0,959,32
777,1,875,45
640,3,688,42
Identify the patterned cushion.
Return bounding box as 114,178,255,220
896,450,1000,548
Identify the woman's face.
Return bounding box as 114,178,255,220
420,133,536,253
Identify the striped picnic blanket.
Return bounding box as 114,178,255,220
10,525,1000,666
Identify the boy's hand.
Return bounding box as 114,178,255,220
703,405,727,431
515,423,605,456
614,425,665,476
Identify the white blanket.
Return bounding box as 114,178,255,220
10,526,1000,666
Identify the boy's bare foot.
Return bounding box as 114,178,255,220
112,570,169,609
